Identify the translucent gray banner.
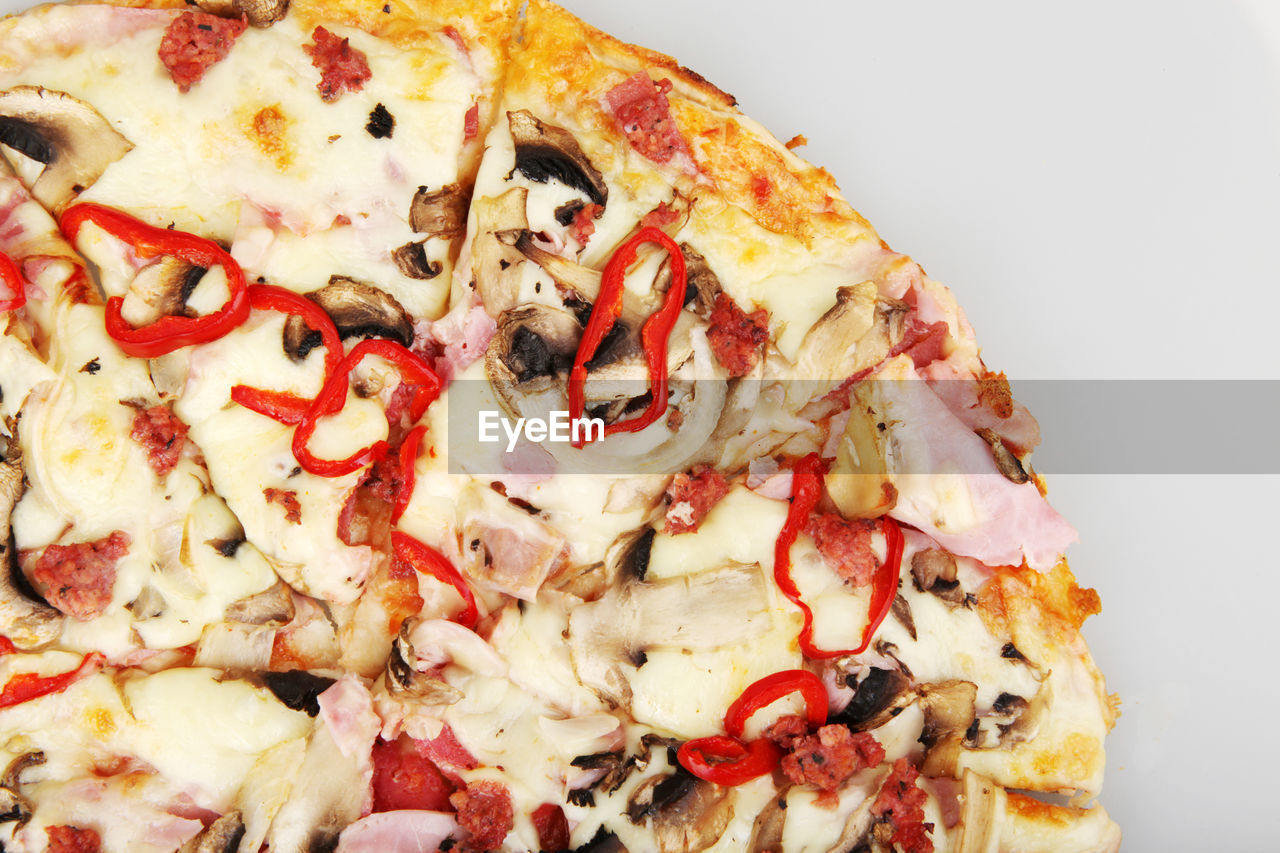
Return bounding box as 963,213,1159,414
445,378,1280,476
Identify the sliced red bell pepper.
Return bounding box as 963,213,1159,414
773,452,907,659
291,338,441,478
0,251,27,313
677,735,782,786
60,203,249,358
0,636,15,657
568,226,687,448
0,651,104,710
390,531,478,629
230,284,345,425
391,424,427,524
723,669,828,740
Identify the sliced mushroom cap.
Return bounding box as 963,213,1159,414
392,240,441,280
626,768,733,853
911,549,965,607
953,769,1004,853
0,460,61,649
508,110,608,207
409,183,470,239
383,620,464,705
568,562,771,708
832,666,915,732
0,87,132,212
121,255,205,327
179,809,246,853
282,276,414,358
918,680,978,777
257,670,337,717
0,751,43,827
225,580,296,626
826,377,899,520
485,303,582,416
606,526,657,584
789,283,901,388
470,187,531,316
975,427,1030,484
192,0,289,26
678,244,723,319
746,790,788,853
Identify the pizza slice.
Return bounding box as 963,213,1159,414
389,1,1121,851
0,0,1120,851
0,1,514,849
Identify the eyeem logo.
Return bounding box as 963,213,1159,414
478,410,605,452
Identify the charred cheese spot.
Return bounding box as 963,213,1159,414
248,104,292,171
84,706,116,738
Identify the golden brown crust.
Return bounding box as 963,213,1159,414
510,0,870,247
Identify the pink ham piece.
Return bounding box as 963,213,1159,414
923,359,1042,455
335,810,457,853
870,357,1075,570
318,675,381,760
415,302,496,382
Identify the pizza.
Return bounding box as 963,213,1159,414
0,1,1120,852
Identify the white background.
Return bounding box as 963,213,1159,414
554,1,1280,850
3,0,1277,849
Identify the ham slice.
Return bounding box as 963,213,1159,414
335,810,457,853
870,357,1075,570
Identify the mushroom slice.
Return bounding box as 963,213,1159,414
831,666,915,732
628,769,734,853
471,187,531,316
485,303,582,419
257,670,336,717
392,240,441,280
606,526,657,584
225,580,296,626
952,769,1004,853
788,283,902,397
383,621,464,705
911,548,966,607
568,562,771,707
502,228,603,302
0,750,43,827
0,460,61,649
282,276,414,356
679,244,723,319
409,183,470,239
975,427,1030,484
122,255,205,327
0,87,132,213
826,376,899,520
747,790,788,853
649,772,734,853
918,680,978,777
192,0,288,26
508,110,608,207
179,809,246,853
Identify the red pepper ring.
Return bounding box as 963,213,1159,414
568,226,687,448
848,515,905,656
391,530,478,629
230,284,346,425
773,453,907,659
0,651,105,710
59,203,249,358
291,338,442,478
391,424,428,524
0,251,27,313
723,669,828,740
677,735,782,787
